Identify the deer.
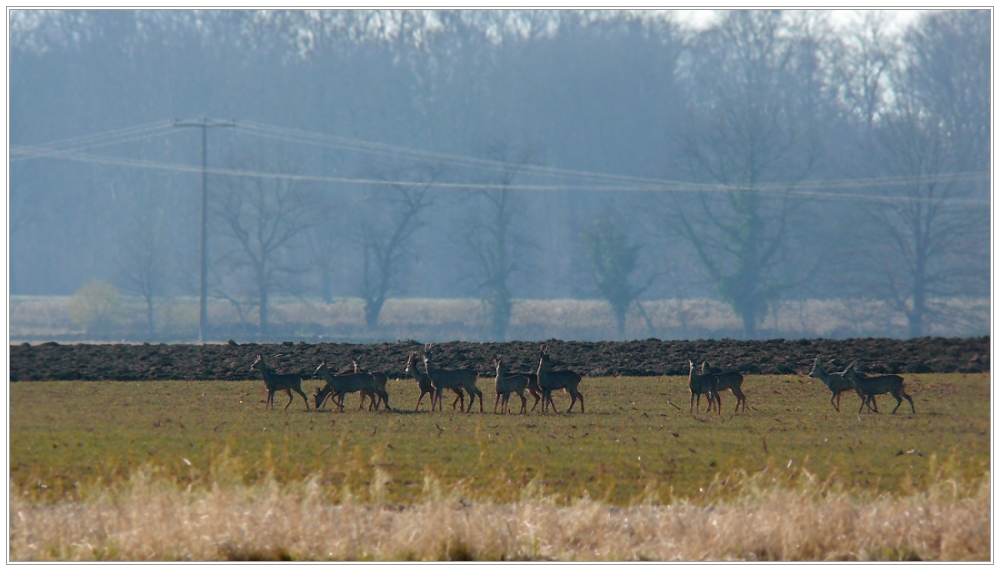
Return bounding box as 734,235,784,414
352,356,389,411
808,356,869,413
422,344,484,413
249,354,310,411
312,356,389,412
492,354,529,414
509,365,543,412
701,361,746,413
536,345,584,413
842,363,915,414
688,360,720,414
404,351,465,411
313,359,390,412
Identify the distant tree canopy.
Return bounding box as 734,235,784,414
9,10,990,340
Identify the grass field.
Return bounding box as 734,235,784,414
9,372,991,560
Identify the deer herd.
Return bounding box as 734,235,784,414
250,347,915,416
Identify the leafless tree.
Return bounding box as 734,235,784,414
212,151,325,337
669,10,821,339
847,11,990,337
358,161,441,330
582,216,653,339
113,175,189,339
460,136,539,341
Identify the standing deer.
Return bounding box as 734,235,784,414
249,354,310,411
688,360,720,414
536,345,584,413
808,356,867,413
313,359,390,412
493,355,529,414
352,356,389,411
422,344,483,413
843,364,915,414
404,351,465,411
701,361,746,413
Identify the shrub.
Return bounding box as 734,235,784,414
68,280,123,335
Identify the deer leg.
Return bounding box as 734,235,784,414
494,392,502,414
831,392,840,412
901,390,915,414
415,390,428,411
731,387,745,413
294,386,310,410
378,389,390,412
283,388,294,410
890,392,902,414
518,390,527,414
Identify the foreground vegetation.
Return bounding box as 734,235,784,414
9,373,990,560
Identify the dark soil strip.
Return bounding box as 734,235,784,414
9,337,989,382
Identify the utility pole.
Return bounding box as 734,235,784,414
173,118,235,343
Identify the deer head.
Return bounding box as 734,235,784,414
315,358,329,377
807,356,823,378
250,354,264,372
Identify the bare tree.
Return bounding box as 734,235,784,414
305,207,341,305
116,195,169,338
358,161,440,330
669,10,821,339
849,11,990,337
212,151,324,338
582,216,652,339
460,136,539,341
825,11,899,135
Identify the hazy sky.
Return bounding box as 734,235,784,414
672,9,927,33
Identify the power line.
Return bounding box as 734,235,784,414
14,145,989,207
8,118,990,206
10,120,177,162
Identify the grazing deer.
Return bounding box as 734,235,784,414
808,356,867,413
536,345,584,413
493,355,529,414
404,351,465,411
249,354,310,411
313,359,389,412
422,344,483,413
701,361,746,413
313,359,391,412
688,360,720,414
843,364,915,414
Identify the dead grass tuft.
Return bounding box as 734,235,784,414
9,467,989,561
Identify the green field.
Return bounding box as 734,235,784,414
11,373,989,506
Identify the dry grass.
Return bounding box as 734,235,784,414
9,467,989,561
9,295,989,340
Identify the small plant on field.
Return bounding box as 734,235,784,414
68,280,123,335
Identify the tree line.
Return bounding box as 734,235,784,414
9,10,990,340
